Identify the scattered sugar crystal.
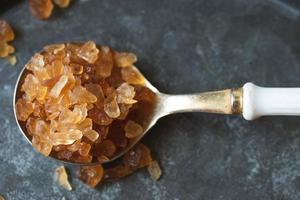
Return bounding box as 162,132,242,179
54,166,72,191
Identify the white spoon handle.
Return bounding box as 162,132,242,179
243,82,300,120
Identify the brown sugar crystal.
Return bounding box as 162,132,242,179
78,165,104,188
123,143,152,169
95,46,114,78
29,0,54,20
115,52,137,68
7,55,17,65
16,98,34,121
0,20,14,42
148,160,162,180
94,139,117,159
0,20,16,64
124,120,143,138
0,42,14,58
121,66,145,85
28,0,72,19
54,166,72,191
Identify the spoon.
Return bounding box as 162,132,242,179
14,64,300,165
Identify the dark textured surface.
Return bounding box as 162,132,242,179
1,0,300,199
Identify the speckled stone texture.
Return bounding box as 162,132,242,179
1,0,300,199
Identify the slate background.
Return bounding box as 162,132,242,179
0,0,300,199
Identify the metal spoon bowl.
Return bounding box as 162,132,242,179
13,54,243,166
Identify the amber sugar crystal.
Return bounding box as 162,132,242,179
78,165,104,188
29,0,54,20
16,41,156,163
54,166,72,190
29,0,72,20
0,20,16,63
0,20,14,42
147,160,162,180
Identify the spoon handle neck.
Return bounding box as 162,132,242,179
159,88,242,116
159,82,300,120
